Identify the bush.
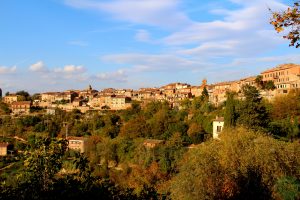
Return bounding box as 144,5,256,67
170,127,300,200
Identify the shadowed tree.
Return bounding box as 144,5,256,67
224,92,237,128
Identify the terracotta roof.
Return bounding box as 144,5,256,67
112,95,128,99
261,63,300,74
6,94,19,97
101,88,116,92
144,139,164,144
212,80,238,86
213,117,224,122
240,76,256,82
11,101,31,105
0,143,9,148
42,92,60,95
66,136,86,141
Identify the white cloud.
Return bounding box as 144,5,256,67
64,0,191,29
29,61,48,72
54,65,86,74
0,65,17,74
68,40,89,47
101,53,211,72
178,30,281,57
28,61,88,83
92,69,128,82
135,29,151,42
164,1,287,46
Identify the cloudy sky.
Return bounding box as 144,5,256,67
0,0,299,93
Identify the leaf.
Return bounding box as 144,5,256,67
275,27,284,33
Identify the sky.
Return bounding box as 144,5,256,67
0,0,299,94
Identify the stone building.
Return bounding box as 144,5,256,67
3,94,19,104
11,101,32,115
261,63,300,94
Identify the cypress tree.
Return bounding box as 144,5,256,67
224,92,236,128
200,87,209,102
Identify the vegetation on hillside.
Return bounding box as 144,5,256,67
0,87,299,199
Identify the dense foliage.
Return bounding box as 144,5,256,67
170,127,300,200
0,88,299,199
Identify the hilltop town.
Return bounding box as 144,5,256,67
0,63,299,200
1,63,299,115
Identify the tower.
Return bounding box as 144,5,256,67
201,79,207,88
88,85,92,91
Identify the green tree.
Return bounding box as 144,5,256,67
224,92,237,128
275,176,300,200
119,115,149,138
200,87,209,102
170,127,300,200
255,75,264,89
21,138,68,192
271,90,300,120
289,117,300,140
264,80,276,91
187,122,205,144
236,85,269,130
16,90,31,101
0,102,10,114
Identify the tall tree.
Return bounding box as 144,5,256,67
236,85,269,130
200,87,209,102
224,92,237,128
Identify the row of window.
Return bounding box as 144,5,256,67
277,84,287,89
264,70,288,78
274,78,289,83
69,141,82,144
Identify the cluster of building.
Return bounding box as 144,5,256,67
1,63,300,115
207,63,300,105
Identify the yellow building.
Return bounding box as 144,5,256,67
11,101,32,115
261,63,300,94
0,143,8,156
3,94,19,104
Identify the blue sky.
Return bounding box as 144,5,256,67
0,0,299,93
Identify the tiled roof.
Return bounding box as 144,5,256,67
261,63,300,74
11,101,31,105
213,117,224,122
66,136,86,141
0,143,9,148
144,139,164,144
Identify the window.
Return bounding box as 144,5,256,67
217,126,222,132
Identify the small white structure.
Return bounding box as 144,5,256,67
213,117,224,139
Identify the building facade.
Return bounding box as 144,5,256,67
11,101,32,115
67,136,86,153
261,63,300,94
213,117,224,139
